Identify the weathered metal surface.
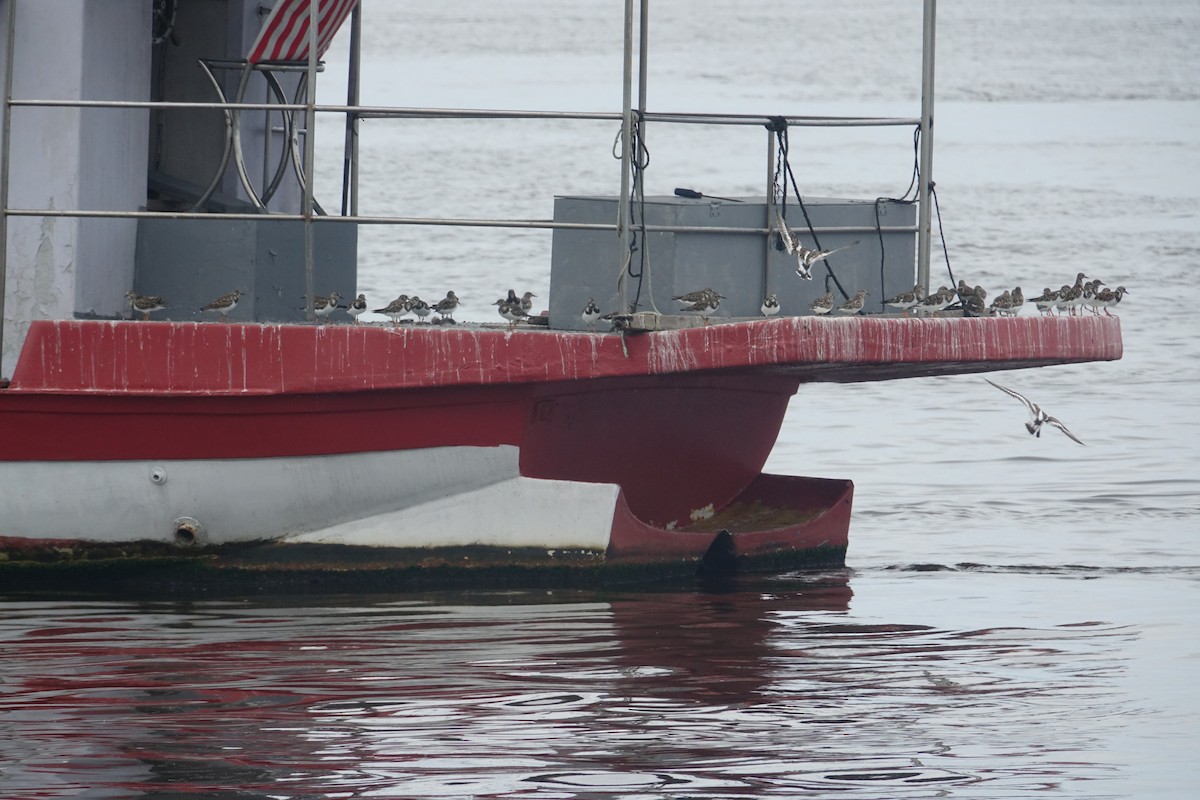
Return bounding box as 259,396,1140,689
7,314,1122,396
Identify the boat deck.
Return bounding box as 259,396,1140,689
4,314,1122,396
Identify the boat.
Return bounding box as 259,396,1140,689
0,1,1121,593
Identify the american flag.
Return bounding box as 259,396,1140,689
247,0,359,64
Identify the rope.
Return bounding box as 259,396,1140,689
771,122,851,300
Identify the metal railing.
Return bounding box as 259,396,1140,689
0,0,936,355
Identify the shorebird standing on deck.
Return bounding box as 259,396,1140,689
126,291,167,320
809,292,834,315
433,291,460,322
374,295,410,323
581,297,602,329
761,293,780,317
347,293,368,322
835,289,868,315
200,290,241,322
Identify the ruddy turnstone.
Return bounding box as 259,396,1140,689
674,288,724,317
809,291,834,315
1080,280,1105,315
985,378,1084,445
913,285,957,316
775,210,857,279
1093,285,1128,316
408,295,432,322
835,289,868,315
1053,284,1074,316
497,300,528,327
314,291,342,321
581,297,602,329
673,288,721,305
373,294,410,323
1031,287,1059,316
761,293,780,317
962,285,988,317
347,293,368,322
884,284,925,314
433,291,460,322
1009,287,1025,316
126,291,167,320
519,291,536,314
200,290,241,322
988,289,1013,317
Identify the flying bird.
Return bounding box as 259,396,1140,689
985,378,1084,445
775,210,858,279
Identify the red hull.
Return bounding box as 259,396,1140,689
0,315,1120,583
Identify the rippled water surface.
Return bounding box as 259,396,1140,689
3,1,1199,797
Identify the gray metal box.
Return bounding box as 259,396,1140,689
134,218,358,322
549,195,916,329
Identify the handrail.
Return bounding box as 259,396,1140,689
7,97,921,128
0,206,916,235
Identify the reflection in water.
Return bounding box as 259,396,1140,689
0,573,1144,798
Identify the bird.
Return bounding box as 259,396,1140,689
884,284,925,314
1031,287,1059,316
835,289,868,315
432,291,460,322
912,286,955,316
775,210,857,279
581,297,602,329
519,291,536,314
1053,284,1075,316
988,289,1014,317
1008,286,1025,316
314,291,341,321
809,292,834,315
408,295,432,322
200,290,241,322
962,285,989,317
1059,273,1090,316
347,293,368,322
497,300,528,327
673,288,721,305
1081,280,1105,315
373,295,410,323
126,291,166,320
1092,285,1128,316
985,378,1085,445
761,293,780,317
674,288,723,317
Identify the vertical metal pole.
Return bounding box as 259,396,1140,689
616,0,634,312
303,0,318,321
637,0,648,117
341,1,361,218
764,129,775,296
916,0,937,293
0,0,16,372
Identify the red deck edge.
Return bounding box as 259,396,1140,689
7,315,1122,396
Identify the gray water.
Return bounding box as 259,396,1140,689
2,1,1198,797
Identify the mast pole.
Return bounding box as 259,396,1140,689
916,0,937,293
616,0,634,312
342,1,361,217
0,0,16,375
303,0,318,321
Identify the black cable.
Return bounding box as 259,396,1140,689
773,125,851,300
873,125,922,309
930,183,955,289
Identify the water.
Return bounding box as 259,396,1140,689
2,1,1199,797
